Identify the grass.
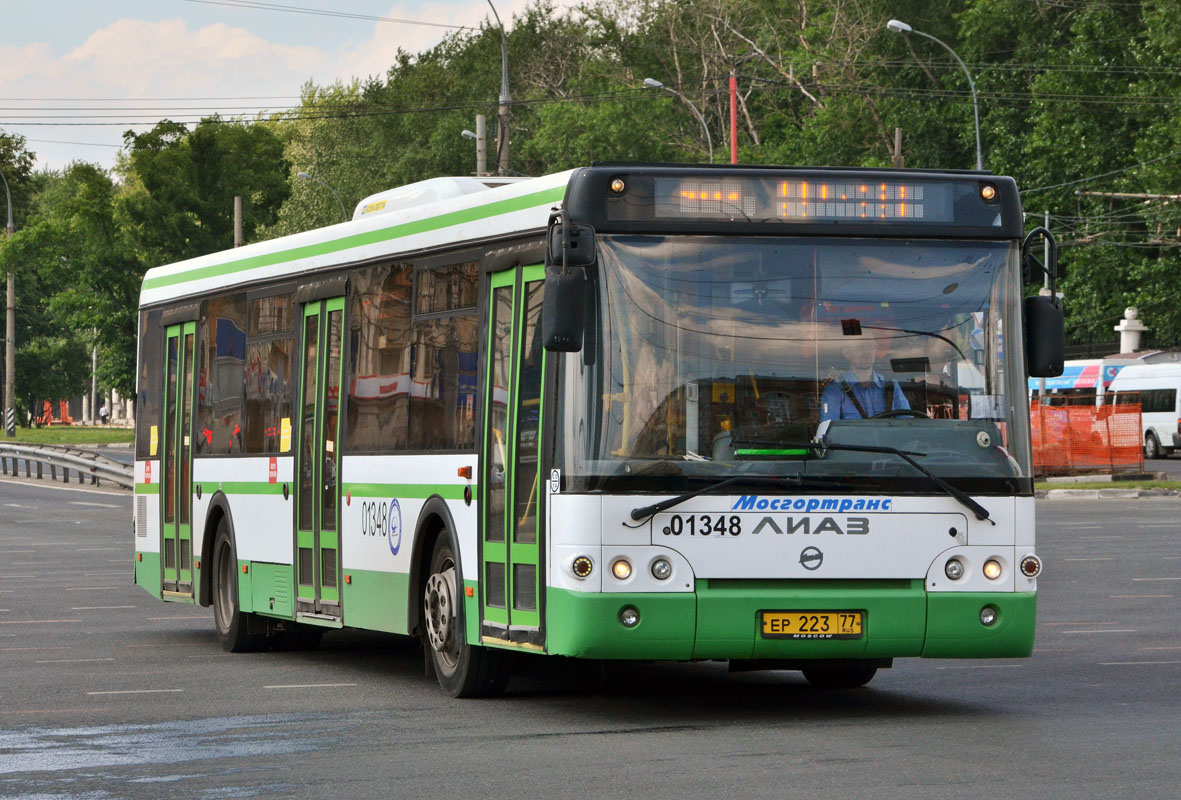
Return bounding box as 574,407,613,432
1036,479,1181,492
7,425,134,446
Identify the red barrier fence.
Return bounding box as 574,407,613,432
1030,399,1144,476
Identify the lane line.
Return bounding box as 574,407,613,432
0,619,82,625
1064,557,1114,562
264,683,358,689
1132,577,1181,581
36,658,116,664
68,501,122,508
1110,594,1173,599
934,664,1023,670
87,688,183,695
1139,645,1181,651
70,605,137,611
0,646,70,652
1099,660,1181,666
1061,629,1138,634
65,587,121,591
1045,621,1116,626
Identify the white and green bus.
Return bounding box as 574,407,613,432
134,164,1064,695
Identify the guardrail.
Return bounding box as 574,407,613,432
0,443,134,490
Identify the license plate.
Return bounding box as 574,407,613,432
761,611,863,639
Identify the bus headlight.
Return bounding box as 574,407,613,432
571,555,594,579
944,558,965,580
611,558,633,581
650,558,672,580
1020,555,1042,578
983,559,1003,580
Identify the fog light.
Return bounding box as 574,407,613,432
571,555,593,579
1020,555,1042,578
611,558,633,581
651,558,672,580
944,558,965,580
619,606,640,627
980,606,998,626
983,559,1003,580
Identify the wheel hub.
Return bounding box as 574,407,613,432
425,568,456,655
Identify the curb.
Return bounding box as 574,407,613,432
1039,488,1181,499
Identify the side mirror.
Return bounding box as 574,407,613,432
542,215,596,352
1025,295,1064,377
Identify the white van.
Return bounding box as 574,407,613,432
1108,364,1181,458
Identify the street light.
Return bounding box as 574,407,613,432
887,19,983,171
1,169,14,437
643,78,713,163
297,171,348,223
486,0,511,176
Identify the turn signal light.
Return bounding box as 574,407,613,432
571,555,593,579
457,466,473,480
1020,555,1042,578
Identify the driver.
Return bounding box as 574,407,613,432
819,323,910,421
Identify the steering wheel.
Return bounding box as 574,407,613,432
870,409,928,419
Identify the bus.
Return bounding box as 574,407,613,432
133,164,1064,696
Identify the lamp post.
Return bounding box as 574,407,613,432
297,171,348,223
1,169,14,436
462,114,488,177
887,19,983,171
643,78,713,163
486,1,511,176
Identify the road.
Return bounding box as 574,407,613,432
1,476,1177,799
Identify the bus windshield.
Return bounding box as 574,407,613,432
556,234,1032,492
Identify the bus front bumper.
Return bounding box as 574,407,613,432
544,580,1036,661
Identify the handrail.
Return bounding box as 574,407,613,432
0,442,133,490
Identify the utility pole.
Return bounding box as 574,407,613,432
234,196,243,248
1,169,14,437
892,128,905,168
486,1,511,176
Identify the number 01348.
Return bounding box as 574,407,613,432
760,611,863,639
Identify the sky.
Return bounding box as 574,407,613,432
0,0,560,172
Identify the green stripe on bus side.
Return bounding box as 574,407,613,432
136,483,160,494
207,481,288,495
343,483,471,500
142,187,565,292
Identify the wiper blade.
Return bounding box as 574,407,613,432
783,438,995,525
629,474,842,522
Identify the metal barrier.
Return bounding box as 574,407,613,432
0,443,133,490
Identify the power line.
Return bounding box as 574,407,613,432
182,0,477,31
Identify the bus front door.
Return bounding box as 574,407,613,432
294,298,345,623
480,266,546,646
161,322,196,598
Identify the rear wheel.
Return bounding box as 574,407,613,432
212,519,264,653
802,662,878,689
1145,432,1161,460
423,535,507,697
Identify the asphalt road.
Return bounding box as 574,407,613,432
1,476,1178,799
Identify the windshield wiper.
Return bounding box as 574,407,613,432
782,438,995,525
629,474,841,522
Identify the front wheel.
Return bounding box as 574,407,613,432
1145,432,1161,460
212,519,264,653
802,662,878,689
423,535,508,697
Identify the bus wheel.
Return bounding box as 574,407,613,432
802,662,878,689
212,519,264,653
1145,432,1161,460
423,535,507,697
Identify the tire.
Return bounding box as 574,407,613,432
423,535,508,697
212,518,264,653
802,662,878,689
1145,432,1161,460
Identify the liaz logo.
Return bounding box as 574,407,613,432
750,516,869,535
799,546,824,570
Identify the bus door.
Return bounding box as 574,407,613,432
294,297,345,622
480,266,546,644
161,322,196,598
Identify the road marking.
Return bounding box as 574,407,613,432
1139,645,1181,651
934,664,1023,670
65,587,121,591
145,616,209,621
87,688,183,695
1064,557,1114,562
1045,621,1115,626
68,501,122,508
2,504,33,508
1110,594,1173,599
78,547,124,552
1132,577,1181,581
1061,629,1137,634
70,605,137,611
1099,660,1181,666
264,683,358,689
35,658,116,664
0,646,70,652
0,619,82,625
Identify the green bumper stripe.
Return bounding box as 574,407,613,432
142,187,564,292
344,483,471,500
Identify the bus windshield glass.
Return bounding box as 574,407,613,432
556,234,1031,492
